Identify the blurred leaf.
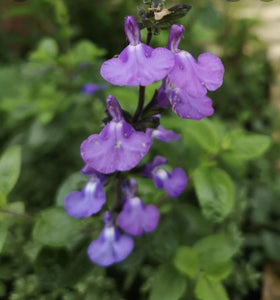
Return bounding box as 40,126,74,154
29,38,58,63
195,276,229,300
182,119,220,153
60,40,106,68
194,234,239,271
0,145,21,196
33,207,84,247
205,261,233,280
149,265,187,300
174,246,199,278
0,225,8,254
261,230,280,262
193,167,235,222
222,130,271,160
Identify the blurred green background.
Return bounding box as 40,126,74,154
0,0,280,299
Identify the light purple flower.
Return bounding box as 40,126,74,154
87,212,134,267
100,16,175,86
150,125,181,142
144,156,187,197
81,95,152,174
157,77,214,120
64,175,106,218
117,196,160,236
167,24,224,97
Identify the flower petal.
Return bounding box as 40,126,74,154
117,197,160,236
64,181,105,218
168,51,224,97
152,125,181,142
170,87,214,120
100,44,174,86
87,228,134,267
81,121,151,174
197,53,225,92
163,168,187,197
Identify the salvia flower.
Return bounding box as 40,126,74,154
144,155,187,197
100,16,175,86
81,95,152,174
167,24,225,97
87,212,134,267
117,181,160,236
158,77,214,120
64,172,106,218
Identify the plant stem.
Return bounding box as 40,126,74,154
0,209,33,221
132,27,153,123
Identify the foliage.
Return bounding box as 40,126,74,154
0,0,279,299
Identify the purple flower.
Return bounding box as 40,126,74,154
81,95,152,174
64,174,106,218
87,212,134,267
144,156,187,197
157,77,214,120
117,196,160,236
156,78,172,108
100,16,175,86
148,125,181,142
167,24,224,97
81,83,100,95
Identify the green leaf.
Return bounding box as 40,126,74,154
0,225,8,254
0,145,21,196
205,261,233,280
222,130,271,160
29,38,58,62
261,230,280,262
149,265,187,300
193,167,235,222
195,276,229,300
33,207,84,247
174,246,199,278
193,234,239,271
182,119,220,153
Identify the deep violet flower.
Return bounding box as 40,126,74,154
64,173,106,218
100,16,175,86
81,83,107,95
144,156,187,197
87,212,134,267
167,24,225,97
81,95,152,174
117,196,160,236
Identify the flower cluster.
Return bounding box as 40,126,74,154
64,14,224,267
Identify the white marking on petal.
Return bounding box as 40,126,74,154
104,227,115,242
130,197,141,206
155,168,168,180
85,181,97,197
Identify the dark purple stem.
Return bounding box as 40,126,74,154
133,27,153,123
